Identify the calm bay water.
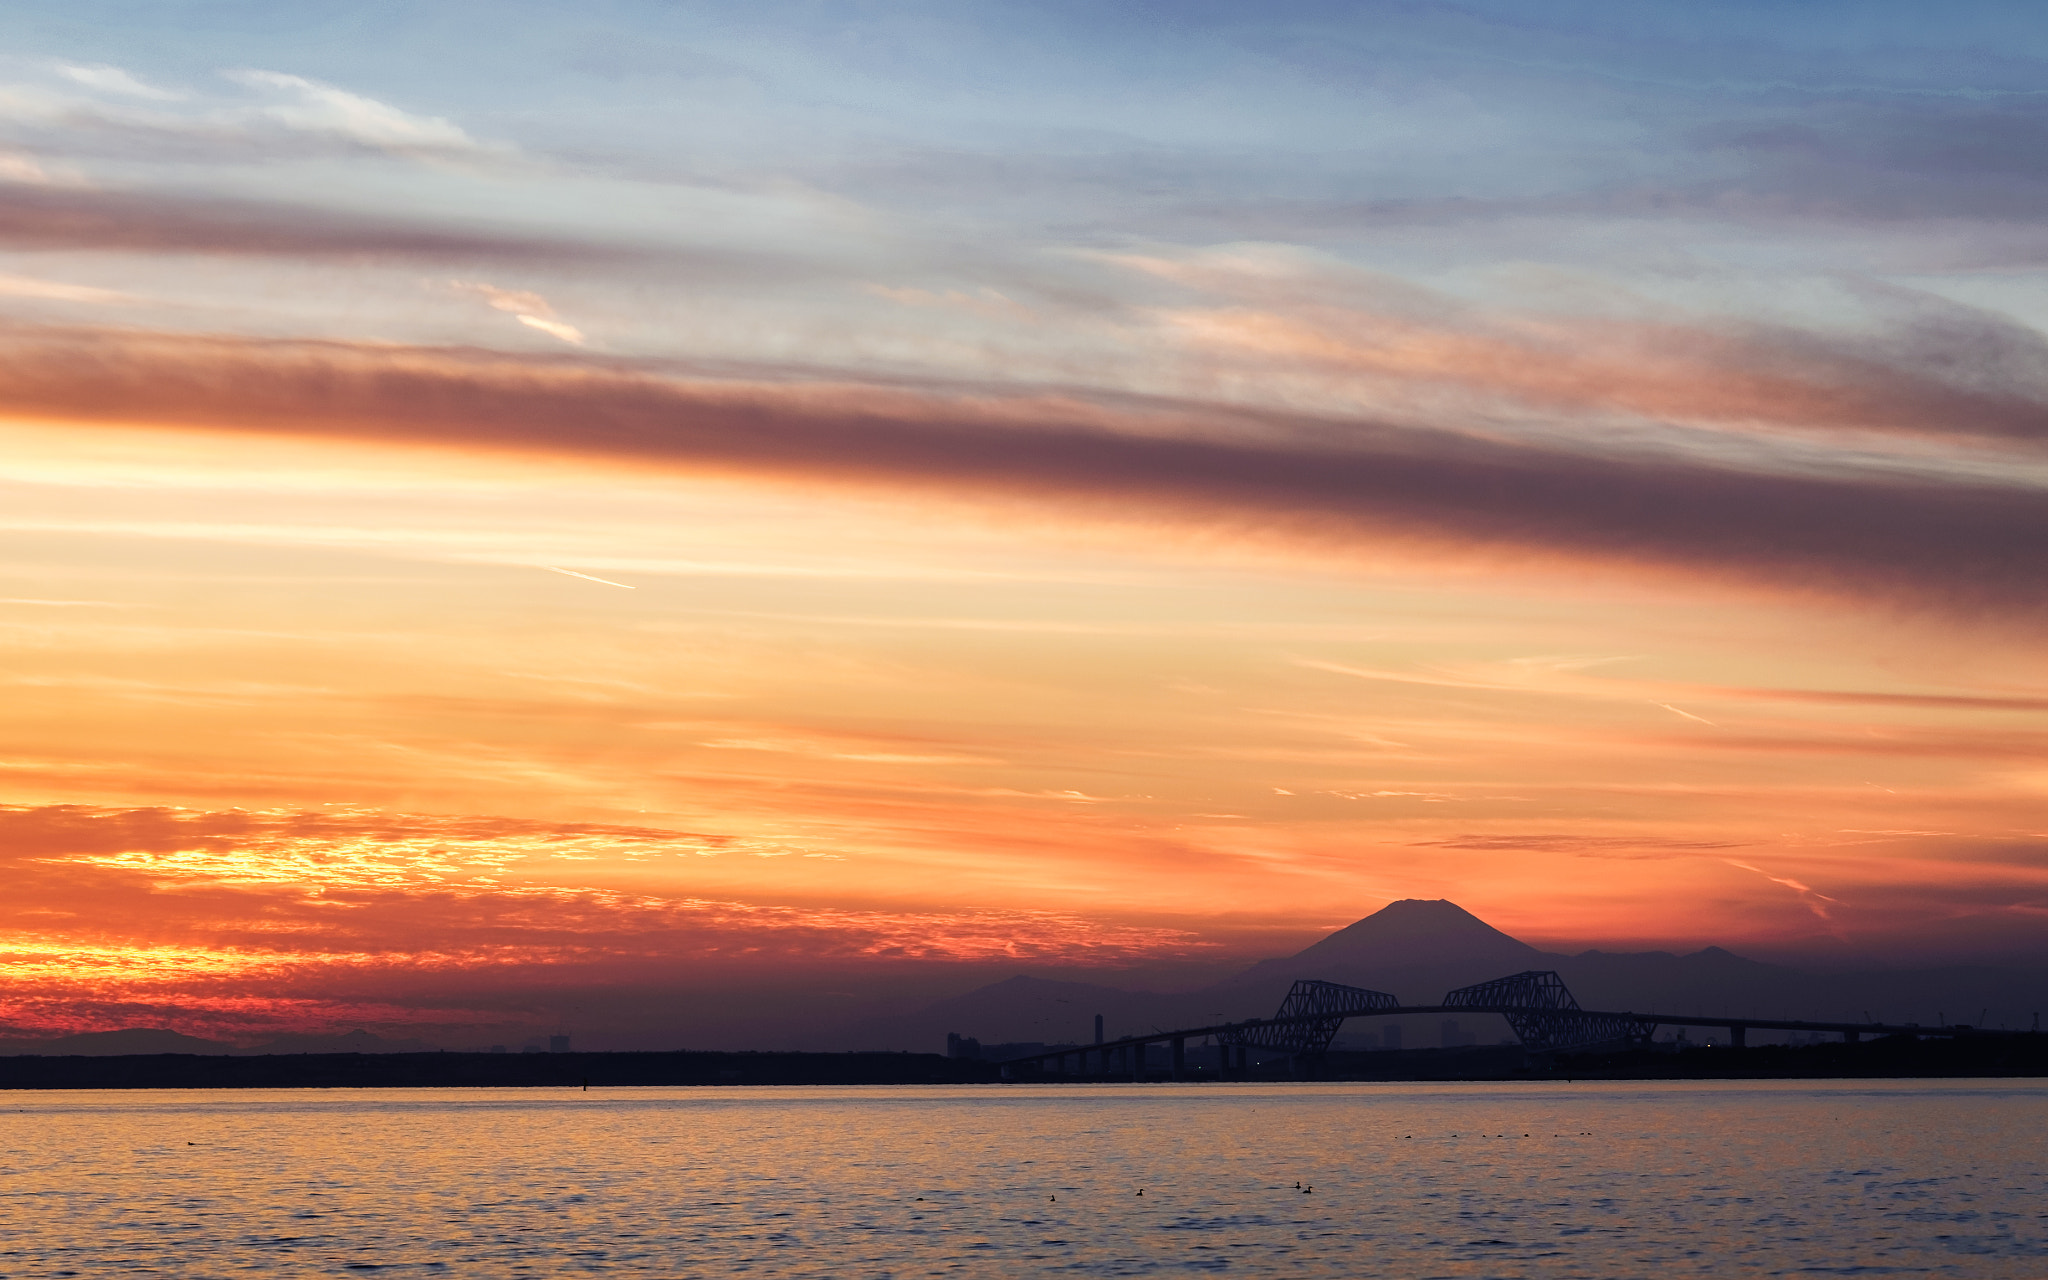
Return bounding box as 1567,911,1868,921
2,1079,2044,1278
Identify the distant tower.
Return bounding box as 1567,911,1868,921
1094,1014,1104,1045
548,1034,571,1053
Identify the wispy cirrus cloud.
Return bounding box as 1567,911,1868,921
1297,655,2048,718
52,62,181,102
1415,834,1745,857
0,60,500,161
221,69,485,154
0,271,129,303
451,280,587,345
1115,246,2048,448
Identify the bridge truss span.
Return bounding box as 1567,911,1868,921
986,968,2003,1075
1443,970,1581,1013
1444,970,1658,1053
1217,980,1398,1056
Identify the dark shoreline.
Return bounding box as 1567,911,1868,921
1,1035,2043,1089
0,1050,991,1090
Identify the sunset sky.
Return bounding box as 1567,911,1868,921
3,1,2046,1047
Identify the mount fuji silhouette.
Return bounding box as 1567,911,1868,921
1158,898,1565,1035
846,898,2042,1053
1225,899,1541,987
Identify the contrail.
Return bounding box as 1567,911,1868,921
544,566,635,589
1654,702,1716,725
1724,858,1838,922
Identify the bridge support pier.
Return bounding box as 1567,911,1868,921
1132,1042,1146,1081
1171,1037,1185,1081
1730,1024,1746,1049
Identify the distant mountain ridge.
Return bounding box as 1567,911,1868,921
14,902,2046,1056
847,899,2048,1053
0,1027,438,1057
0,1028,237,1057
1210,898,1548,1008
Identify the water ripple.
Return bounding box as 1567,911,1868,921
1,1080,2043,1277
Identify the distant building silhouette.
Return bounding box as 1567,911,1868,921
1382,1024,1402,1050
549,1035,571,1053
946,1032,1078,1061
1439,1019,1477,1048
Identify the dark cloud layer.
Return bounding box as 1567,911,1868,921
1701,102,2048,224
0,179,631,262
1,325,2044,614
0,181,781,274
1165,99,2048,271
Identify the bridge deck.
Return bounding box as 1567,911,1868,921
993,1005,2011,1068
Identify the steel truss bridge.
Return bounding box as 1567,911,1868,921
991,970,2019,1080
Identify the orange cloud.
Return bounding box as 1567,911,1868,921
0,803,1220,1041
